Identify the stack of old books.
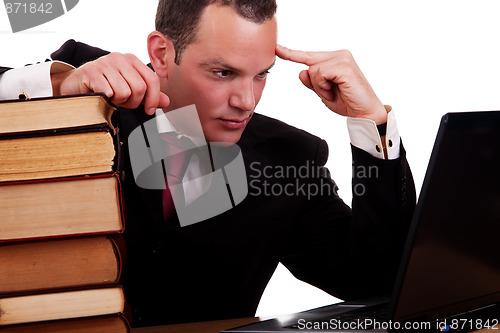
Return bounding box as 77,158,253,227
0,94,129,332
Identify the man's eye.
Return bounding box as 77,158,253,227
257,70,270,79
214,70,232,78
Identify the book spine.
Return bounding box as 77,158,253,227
109,234,126,285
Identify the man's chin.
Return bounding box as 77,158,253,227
205,129,245,145
209,141,236,148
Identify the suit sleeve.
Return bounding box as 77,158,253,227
50,39,110,67
0,39,97,100
280,140,416,300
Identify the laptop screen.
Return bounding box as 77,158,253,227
392,111,500,322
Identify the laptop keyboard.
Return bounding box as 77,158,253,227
286,303,388,329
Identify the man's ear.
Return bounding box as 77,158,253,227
147,31,175,78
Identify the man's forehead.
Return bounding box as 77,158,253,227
194,4,277,47
180,4,278,72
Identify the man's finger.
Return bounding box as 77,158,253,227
128,56,171,113
142,92,170,115
276,45,335,66
117,67,148,109
299,69,334,102
299,70,313,90
131,62,160,113
158,93,170,109
84,71,116,99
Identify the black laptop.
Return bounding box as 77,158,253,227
223,111,500,332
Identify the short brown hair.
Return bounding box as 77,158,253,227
155,0,277,64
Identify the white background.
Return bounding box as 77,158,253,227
2,0,500,318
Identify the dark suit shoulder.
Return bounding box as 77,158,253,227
240,113,329,166
51,39,109,67
0,67,11,75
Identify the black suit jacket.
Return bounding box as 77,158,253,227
5,40,417,327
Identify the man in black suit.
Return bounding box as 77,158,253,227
0,0,416,327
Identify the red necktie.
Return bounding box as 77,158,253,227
159,133,194,221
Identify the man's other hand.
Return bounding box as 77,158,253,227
276,45,387,125
51,53,170,115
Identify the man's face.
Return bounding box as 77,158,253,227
163,4,277,143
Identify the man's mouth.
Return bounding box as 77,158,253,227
218,115,251,129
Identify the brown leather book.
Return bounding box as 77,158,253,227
0,314,130,333
0,174,125,242
0,235,125,295
0,287,126,327
0,93,115,136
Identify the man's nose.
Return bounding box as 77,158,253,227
229,79,255,112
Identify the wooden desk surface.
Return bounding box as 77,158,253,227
132,317,260,333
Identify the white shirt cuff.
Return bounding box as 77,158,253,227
0,61,74,100
346,107,400,160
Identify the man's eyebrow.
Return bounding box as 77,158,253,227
199,57,276,74
199,59,240,72
262,58,276,73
